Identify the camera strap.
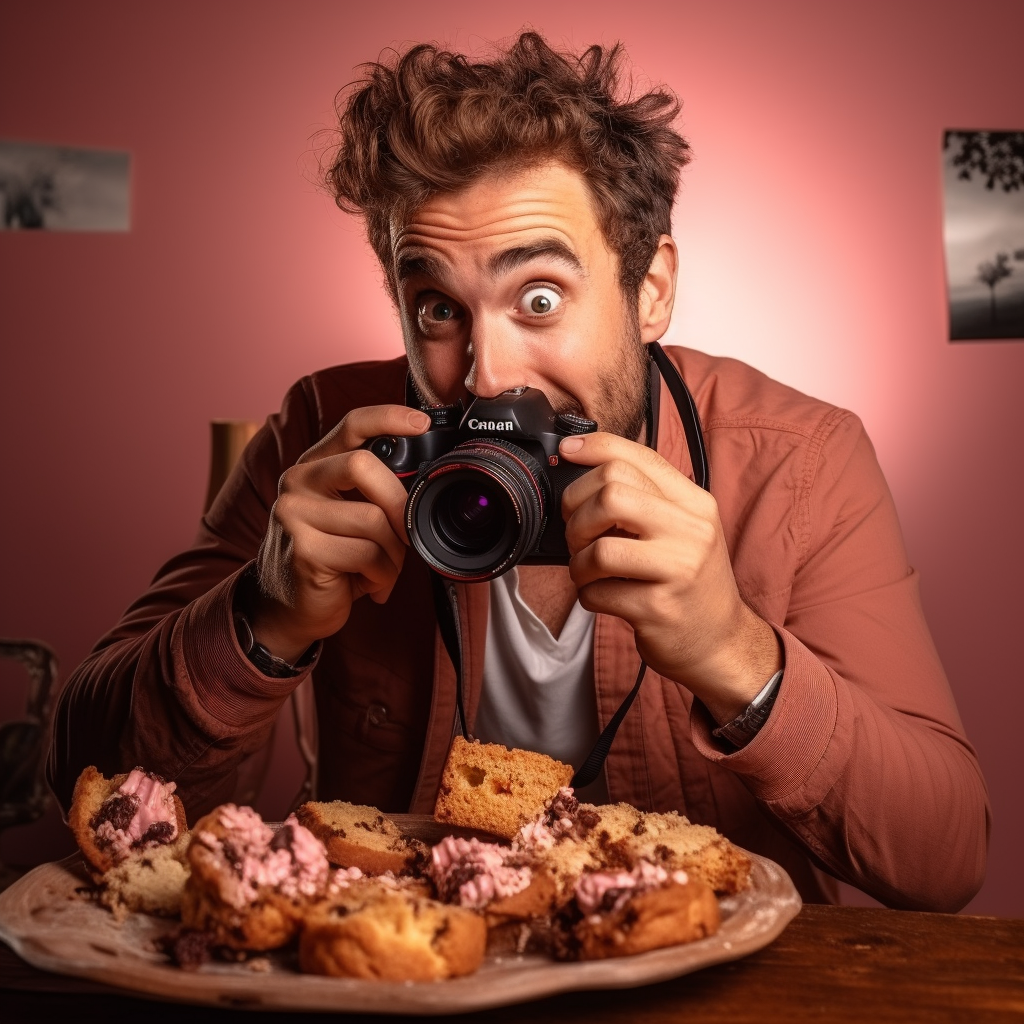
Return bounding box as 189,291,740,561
427,342,710,788
430,571,471,741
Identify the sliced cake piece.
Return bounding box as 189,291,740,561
69,765,188,875
513,791,751,899
99,832,191,920
581,801,645,847
295,801,426,874
625,811,752,894
513,789,606,903
434,736,573,840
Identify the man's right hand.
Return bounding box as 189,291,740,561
247,405,431,663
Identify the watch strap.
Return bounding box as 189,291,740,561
234,609,319,679
712,669,783,748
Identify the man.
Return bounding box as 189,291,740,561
48,33,988,911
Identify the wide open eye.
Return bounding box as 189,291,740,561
520,286,562,316
416,294,464,333
424,298,456,321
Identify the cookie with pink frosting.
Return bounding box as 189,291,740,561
181,803,332,951
553,860,720,960
425,834,560,954
70,765,189,876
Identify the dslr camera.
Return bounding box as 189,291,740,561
364,388,597,581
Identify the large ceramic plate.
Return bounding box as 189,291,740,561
0,821,801,1015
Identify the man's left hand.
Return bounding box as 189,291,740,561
559,431,782,725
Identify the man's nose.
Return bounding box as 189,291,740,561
463,317,524,398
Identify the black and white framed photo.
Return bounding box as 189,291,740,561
943,131,1024,341
0,140,131,232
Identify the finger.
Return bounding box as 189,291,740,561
292,491,408,573
559,431,698,504
289,521,405,600
299,405,431,464
563,477,670,548
561,457,665,518
565,483,707,555
568,535,673,589
575,577,660,624
285,448,411,541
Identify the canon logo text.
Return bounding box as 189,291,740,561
467,418,514,431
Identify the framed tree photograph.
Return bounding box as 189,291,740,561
943,131,1024,341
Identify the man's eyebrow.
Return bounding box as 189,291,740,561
394,249,451,285
489,240,585,279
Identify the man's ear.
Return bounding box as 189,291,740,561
638,235,678,343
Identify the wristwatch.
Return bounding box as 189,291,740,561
233,609,319,679
712,669,784,748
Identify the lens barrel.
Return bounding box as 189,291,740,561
406,440,548,581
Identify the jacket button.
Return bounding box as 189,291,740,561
366,704,388,728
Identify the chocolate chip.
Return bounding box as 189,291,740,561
136,820,175,847
269,825,294,853
439,864,481,903
546,790,579,824
600,888,628,913
90,793,140,834
575,809,601,838
551,905,584,962
599,840,632,870
220,839,243,871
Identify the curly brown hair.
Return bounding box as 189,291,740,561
325,32,691,297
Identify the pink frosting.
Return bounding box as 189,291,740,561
515,818,557,852
545,788,579,836
326,866,364,897
217,803,273,846
194,805,329,909
429,836,532,910
514,787,579,852
575,860,689,916
93,768,179,862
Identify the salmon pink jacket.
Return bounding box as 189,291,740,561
48,347,989,911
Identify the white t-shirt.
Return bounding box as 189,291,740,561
474,568,609,803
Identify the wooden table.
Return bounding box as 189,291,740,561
3,905,1022,1023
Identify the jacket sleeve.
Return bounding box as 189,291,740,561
689,411,990,912
47,377,323,819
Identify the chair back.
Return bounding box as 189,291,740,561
205,419,260,512
0,639,57,829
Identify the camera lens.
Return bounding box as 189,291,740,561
406,441,548,581
434,482,505,554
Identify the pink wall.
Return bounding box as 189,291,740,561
2,1,1022,915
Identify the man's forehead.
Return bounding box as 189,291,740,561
389,162,603,277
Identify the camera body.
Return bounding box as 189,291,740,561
364,388,598,581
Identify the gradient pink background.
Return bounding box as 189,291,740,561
2,1,1022,916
